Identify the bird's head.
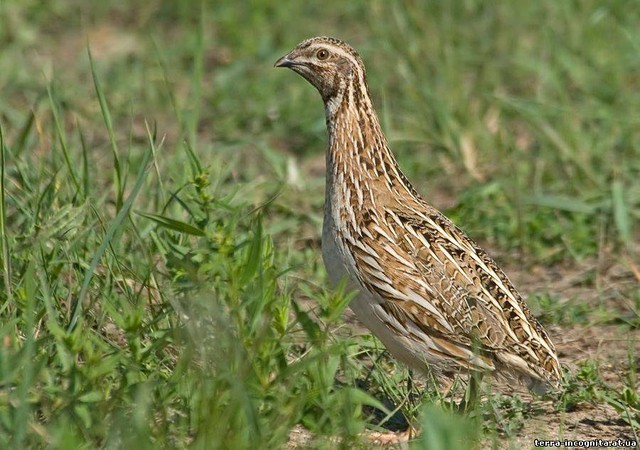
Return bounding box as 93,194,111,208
275,36,368,107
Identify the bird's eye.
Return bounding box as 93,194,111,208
316,49,330,60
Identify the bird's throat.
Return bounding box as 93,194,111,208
325,83,400,189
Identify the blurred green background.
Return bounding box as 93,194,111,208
4,0,638,257
0,0,638,448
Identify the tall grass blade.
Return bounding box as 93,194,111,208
78,125,91,199
15,261,38,447
46,81,81,194
68,137,153,331
0,124,11,303
14,109,36,158
87,46,124,211
186,4,205,148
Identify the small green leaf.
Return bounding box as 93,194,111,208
79,391,103,403
136,211,205,236
342,387,391,417
74,405,92,428
291,299,320,342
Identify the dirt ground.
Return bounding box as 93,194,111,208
500,251,639,448
288,243,640,448
511,325,638,447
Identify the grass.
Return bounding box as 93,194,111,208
0,0,639,448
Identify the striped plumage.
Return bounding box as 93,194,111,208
275,36,562,393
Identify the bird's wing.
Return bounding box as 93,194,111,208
347,202,561,384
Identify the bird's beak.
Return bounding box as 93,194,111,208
274,53,294,68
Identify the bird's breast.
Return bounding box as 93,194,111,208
321,195,350,287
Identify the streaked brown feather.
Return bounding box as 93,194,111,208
276,36,562,392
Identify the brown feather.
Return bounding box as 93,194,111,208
276,36,562,392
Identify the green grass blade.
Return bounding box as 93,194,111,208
612,180,632,244
87,45,124,211
524,194,597,214
152,35,183,140
36,256,65,337
182,139,203,177
0,123,11,303
46,80,81,194
185,2,205,147
78,125,91,199
15,261,38,447
14,109,36,158
68,139,154,331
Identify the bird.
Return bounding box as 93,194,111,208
275,36,562,394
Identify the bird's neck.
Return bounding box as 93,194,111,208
325,80,398,181
324,79,418,202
